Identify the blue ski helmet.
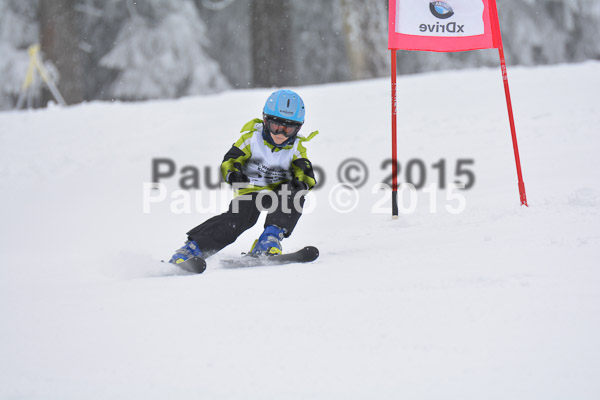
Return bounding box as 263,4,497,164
263,89,305,124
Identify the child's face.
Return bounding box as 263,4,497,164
265,117,301,145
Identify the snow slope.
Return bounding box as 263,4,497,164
1,62,599,399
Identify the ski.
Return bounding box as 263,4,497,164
221,246,319,268
171,256,207,274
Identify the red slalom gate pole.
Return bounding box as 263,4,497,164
391,49,399,218
498,47,528,206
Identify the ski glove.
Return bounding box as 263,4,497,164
227,171,250,184
290,177,309,192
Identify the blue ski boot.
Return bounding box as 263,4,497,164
250,225,285,256
169,240,203,265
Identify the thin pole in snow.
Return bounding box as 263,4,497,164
498,47,528,206
391,49,399,218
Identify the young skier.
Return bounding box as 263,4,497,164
169,89,318,267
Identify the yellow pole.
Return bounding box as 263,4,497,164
30,44,67,106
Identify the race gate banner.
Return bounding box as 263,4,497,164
388,0,502,52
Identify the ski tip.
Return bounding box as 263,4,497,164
190,257,207,274
177,256,207,274
303,246,320,262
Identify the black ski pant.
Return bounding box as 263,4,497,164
186,184,305,256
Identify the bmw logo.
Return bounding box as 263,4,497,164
429,1,454,19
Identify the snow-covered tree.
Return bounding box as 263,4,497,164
500,0,600,65
99,0,229,100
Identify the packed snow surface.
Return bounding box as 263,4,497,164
1,62,599,399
